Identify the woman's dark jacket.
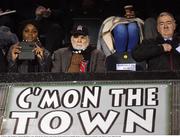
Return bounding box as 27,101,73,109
132,36,180,71
7,49,52,73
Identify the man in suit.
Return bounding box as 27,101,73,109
132,12,180,71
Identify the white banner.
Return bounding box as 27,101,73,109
1,82,171,135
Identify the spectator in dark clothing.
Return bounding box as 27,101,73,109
0,26,18,72
7,20,51,73
3,0,72,54
0,26,18,53
132,12,180,71
34,1,72,54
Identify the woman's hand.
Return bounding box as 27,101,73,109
33,44,44,60
11,42,21,61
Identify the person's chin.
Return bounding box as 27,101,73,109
73,46,83,50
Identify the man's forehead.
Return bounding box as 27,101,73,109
158,15,173,21
158,16,175,23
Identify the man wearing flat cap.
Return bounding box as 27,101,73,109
51,24,106,73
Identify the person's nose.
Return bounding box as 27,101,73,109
27,31,34,36
164,23,169,29
77,37,82,42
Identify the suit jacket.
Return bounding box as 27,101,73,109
132,35,180,71
51,47,106,73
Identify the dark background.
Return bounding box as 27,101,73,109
1,0,180,40
1,0,180,19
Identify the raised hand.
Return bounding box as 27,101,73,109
11,42,21,61
33,43,44,60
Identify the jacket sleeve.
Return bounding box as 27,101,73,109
51,50,62,72
93,50,106,73
132,39,165,62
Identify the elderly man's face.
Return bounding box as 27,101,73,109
157,15,176,38
71,35,90,50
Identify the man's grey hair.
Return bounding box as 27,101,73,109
157,12,176,23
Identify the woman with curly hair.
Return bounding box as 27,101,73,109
7,20,51,73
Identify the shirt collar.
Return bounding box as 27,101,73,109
164,37,173,41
